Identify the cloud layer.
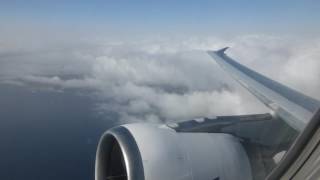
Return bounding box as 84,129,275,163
1,34,319,123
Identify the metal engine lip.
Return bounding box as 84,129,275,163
95,126,145,180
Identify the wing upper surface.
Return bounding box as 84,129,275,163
207,48,320,131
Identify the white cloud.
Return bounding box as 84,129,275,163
20,75,99,90
1,33,319,123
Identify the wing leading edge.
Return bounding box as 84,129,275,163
207,48,320,132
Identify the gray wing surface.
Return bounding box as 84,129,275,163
207,48,320,132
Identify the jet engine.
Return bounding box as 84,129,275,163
95,123,252,180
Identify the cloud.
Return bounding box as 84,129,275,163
20,75,99,90
1,33,319,123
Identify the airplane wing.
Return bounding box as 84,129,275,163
207,47,320,132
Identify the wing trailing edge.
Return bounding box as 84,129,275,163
207,48,320,132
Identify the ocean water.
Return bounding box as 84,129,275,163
0,84,115,180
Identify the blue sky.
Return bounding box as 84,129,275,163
1,0,319,36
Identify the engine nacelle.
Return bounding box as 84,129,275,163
95,123,252,180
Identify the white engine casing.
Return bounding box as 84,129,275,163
95,123,252,180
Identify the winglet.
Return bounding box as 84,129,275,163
215,47,229,54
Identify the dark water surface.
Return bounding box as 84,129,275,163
0,84,115,180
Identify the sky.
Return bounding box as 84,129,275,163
0,1,320,180
1,0,320,37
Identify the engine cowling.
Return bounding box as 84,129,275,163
95,123,252,180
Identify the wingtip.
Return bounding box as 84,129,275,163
216,47,229,54
207,47,230,55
